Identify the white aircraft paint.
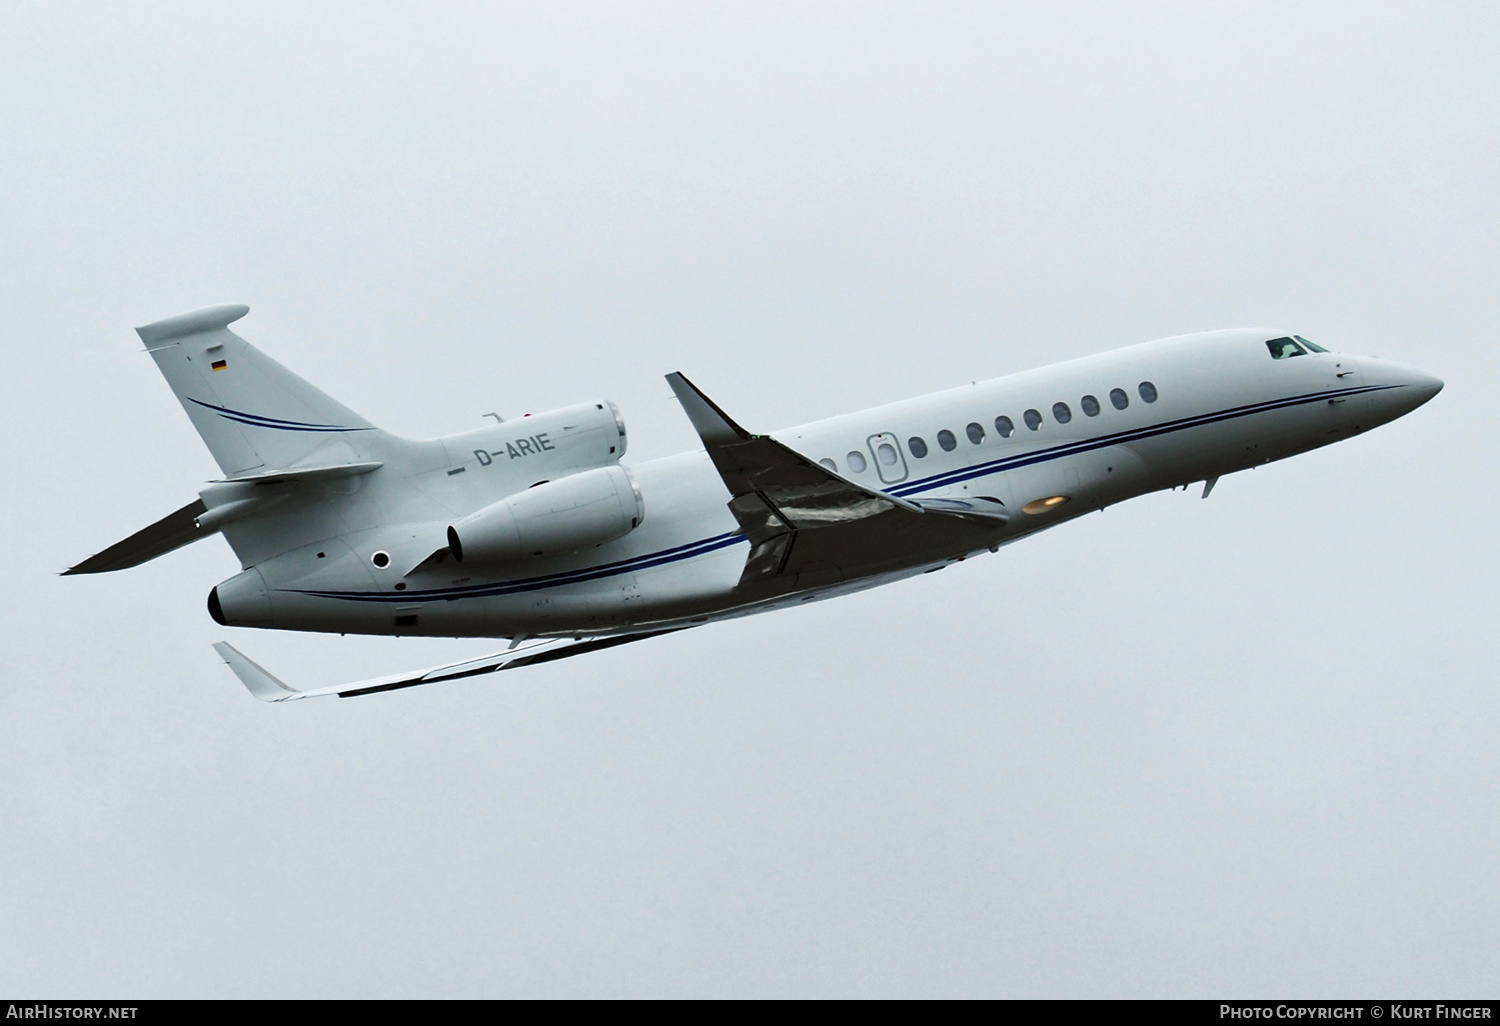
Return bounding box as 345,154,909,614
69,306,1441,700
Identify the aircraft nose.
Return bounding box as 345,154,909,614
1361,358,1443,422
1406,368,1444,405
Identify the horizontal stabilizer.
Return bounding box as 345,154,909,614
224,460,383,485
65,499,214,575
212,629,687,703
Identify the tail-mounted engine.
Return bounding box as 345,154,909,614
447,465,645,564
442,401,629,484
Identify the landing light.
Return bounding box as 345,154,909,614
1022,495,1070,515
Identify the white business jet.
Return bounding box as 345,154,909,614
69,306,1441,702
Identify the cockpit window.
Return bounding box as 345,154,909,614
1266,337,1307,360
1293,335,1329,353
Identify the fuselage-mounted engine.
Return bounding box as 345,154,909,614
447,464,645,564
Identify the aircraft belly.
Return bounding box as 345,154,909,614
1125,396,1351,486
263,529,752,639
263,584,639,638
1062,444,1152,509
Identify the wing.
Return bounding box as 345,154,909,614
665,373,1008,586
212,629,688,702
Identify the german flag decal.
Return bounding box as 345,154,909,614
211,360,228,371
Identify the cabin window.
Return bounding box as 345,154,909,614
908,436,928,458
1138,381,1158,403
818,458,837,472
937,429,957,451
995,415,1014,438
966,422,985,444
1110,388,1129,410
1081,394,1100,417
1023,409,1043,431
847,450,867,473
1052,402,1072,424
1266,337,1307,360
1294,335,1329,353
877,442,899,466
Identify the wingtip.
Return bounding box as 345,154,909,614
664,372,752,444
212,641,302,702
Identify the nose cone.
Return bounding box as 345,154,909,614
1361,358,1443,424
1405,368,1444,407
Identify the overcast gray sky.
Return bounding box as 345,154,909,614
2,1,1496,997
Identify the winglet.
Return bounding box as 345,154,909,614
212,641,303,702
208,631,691,704
665,372,753,446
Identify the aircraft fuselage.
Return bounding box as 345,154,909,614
207,328,1439,640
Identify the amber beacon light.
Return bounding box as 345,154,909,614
1022,495,1071,515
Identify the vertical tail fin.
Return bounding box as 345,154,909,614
137,305,381,476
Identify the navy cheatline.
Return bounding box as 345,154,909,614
291,531,747,603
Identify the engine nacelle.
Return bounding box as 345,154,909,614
447,465,645,564
440,400,629,483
